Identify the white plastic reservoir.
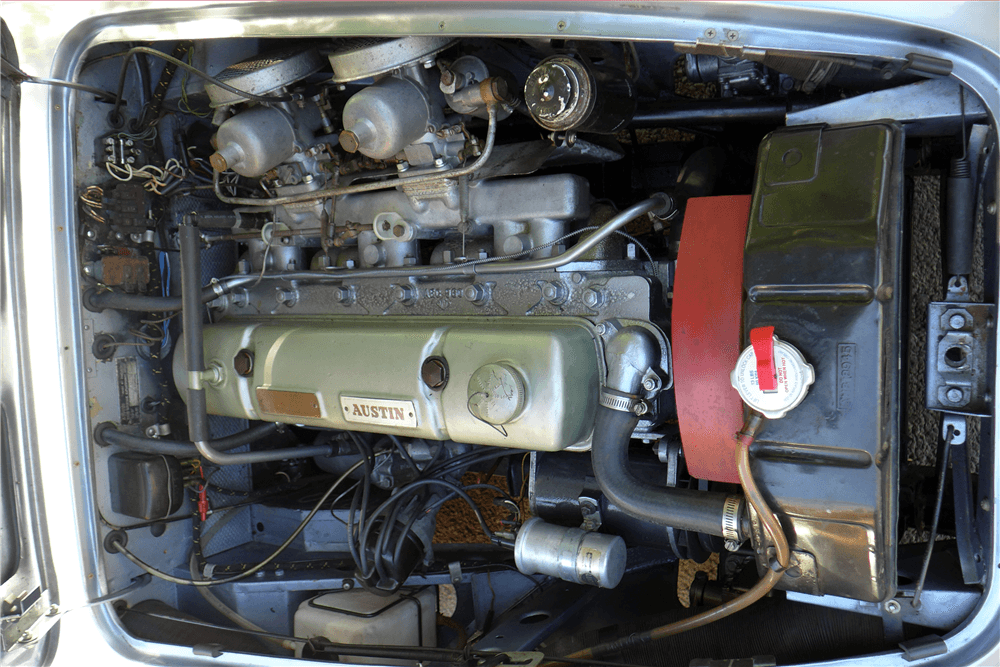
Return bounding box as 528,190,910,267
293,586,437,663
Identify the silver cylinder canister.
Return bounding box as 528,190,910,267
514,517,626,589
211,106,297,177
341,76,432,159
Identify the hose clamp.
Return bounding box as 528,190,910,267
721,495,743,544
599,388,642,414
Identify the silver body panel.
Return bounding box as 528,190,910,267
2,2,997,665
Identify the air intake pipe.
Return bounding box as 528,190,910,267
591,327,745,541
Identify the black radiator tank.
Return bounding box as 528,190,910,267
742,121,905,602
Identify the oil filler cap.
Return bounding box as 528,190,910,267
731,330,814,419
468,363,525,426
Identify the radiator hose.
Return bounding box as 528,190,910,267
564,413,789,661
591,327,742,538
561,328,791,662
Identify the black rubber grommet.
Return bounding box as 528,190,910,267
104,529,128,554
92,333,117,360
107,109,125,129
94,421,117,448
82,288,103,313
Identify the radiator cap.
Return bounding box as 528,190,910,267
731,333,814,419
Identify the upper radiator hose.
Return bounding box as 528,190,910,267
591,327,744,539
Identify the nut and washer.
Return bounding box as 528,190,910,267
542,281,567,304
275,287,298,307
582,288,604,309
335,286,354,305
464,283,487,305
394,284,417,305
884,599,901,614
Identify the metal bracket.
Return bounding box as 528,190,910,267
941,415,967,446
788,78,985,135
578,496,602,531
493,652,544,667
899,635,947,662
925,301,995,416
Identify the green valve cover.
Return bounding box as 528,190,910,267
174,316,600,451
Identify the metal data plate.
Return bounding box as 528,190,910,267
925,302,996,416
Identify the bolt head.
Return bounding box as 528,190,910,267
724,539,740,552
642,377,657,392
421,357,449,389
362,245,383,266
705,28,717,38
987,201,997,215
884,599,901,614
950,314,966,330
463,284,484,303
209,152,228,172
981,498,991,511
595,323,607,335
582,288,603,308
947,387,964,403
86,228,98,240
434,157,445,168
632,401,649,417
339,130,360,153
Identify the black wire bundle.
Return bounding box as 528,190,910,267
344,435,513,595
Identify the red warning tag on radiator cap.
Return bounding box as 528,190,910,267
749,326,777,392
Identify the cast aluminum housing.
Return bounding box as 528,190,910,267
173,317,602,451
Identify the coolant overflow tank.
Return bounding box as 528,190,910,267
174,317,600,450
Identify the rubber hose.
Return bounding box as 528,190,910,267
83,285,224,313
562,414,790,663
590,405,733,537
96,422,280,457
177,223,333,465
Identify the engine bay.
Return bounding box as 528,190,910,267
66,31,996,666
